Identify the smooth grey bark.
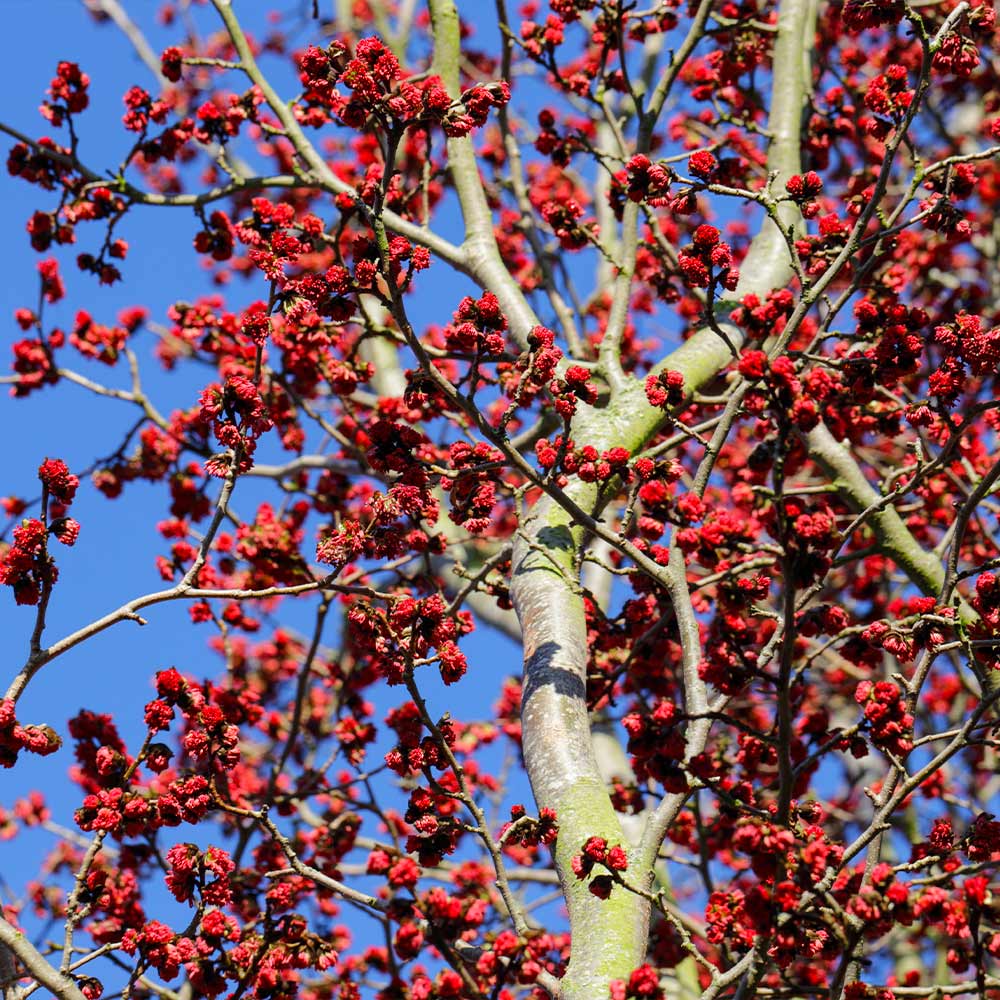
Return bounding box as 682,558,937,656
508,0,814,993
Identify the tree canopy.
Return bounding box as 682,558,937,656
4,2,1000,1000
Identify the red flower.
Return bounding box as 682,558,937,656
687,150,717,179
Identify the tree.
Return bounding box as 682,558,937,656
4,0,1000,998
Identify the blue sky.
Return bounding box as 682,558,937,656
1,4,227,789
0,0,528,920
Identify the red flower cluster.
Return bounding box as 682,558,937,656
549,364,598,419
165,842,235,907
499,803,559,849
973,572,1000,632
160,46,184,82
687,150,717,180
622,699,686,791
404,783,464,866
70,309,132,365
7,137,75,193
535,437,630,483
571,836,629,898
644,369,686,409
41,61,89,126
534,108,582,166
0,699,61,768
296,37,508,136
864,65,913,129
197,375,273,474
231,197,322,283
609,965,665,1000
121,84,171,133
784,171,823,217
541,198,596,251
966,813,1000,861
442,441,503,533
855,680,913,757
677,224,738,291
0,519,52,606
634,459,684,537
230,502,309,588
383,700,454,776
842,0,904,31
444,291,507,356
609,154,674,219
516,325,563,390
26,209,73,252
934,312,1000,382
933,6,995,78
0,459,79,604
194,211,235,262
388,594,470,685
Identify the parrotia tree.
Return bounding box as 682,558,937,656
8,0,1000,998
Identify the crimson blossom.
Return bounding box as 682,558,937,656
6,1,1000,999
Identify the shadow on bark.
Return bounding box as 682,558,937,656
522,639,587,705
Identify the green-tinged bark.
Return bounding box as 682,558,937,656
807,423,948,598
512,481,651,999
427,0,541,346
505,0,814,993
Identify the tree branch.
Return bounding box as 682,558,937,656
0,917,87,1000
